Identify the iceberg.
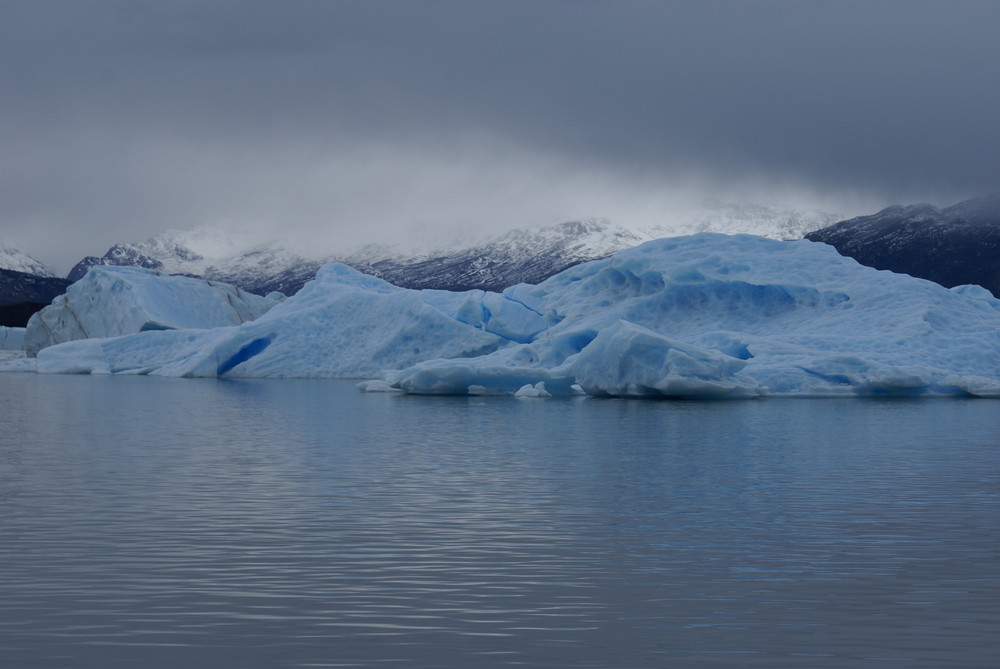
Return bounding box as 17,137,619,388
388,235,1000,397
25,234,1000,398
0,326,24,350
514,382,553,398
33,263,527,378
24,266,279,356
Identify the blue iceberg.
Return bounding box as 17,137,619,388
28,234,1000,398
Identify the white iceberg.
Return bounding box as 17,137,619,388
24,266,279,356
26,234,1000,398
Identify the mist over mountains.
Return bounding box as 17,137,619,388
59,202,839,296
4,195,1000,322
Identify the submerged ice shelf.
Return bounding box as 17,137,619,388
15,233,1000,398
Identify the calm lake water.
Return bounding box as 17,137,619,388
0,374,997,668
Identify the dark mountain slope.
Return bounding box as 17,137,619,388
0,268,71,306
805,195,1000,298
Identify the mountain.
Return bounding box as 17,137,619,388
67,202,840,296
805,195,1000,298
0,300,52,328
0,240,56,277
68,219,652,295
321,219,656,293
67,225,255,282
0,242,67,325
0,268,71,305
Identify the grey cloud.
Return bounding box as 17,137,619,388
2,0,999,271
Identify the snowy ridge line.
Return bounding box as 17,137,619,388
11,233,1000,399
64,203,840,295
0,240,56,277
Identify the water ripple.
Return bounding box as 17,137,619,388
0,376,998,667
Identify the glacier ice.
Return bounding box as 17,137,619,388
33,263,529,378
0,326,24,350
24,266,279,356
514,382,552,398
951,284,1000,311
553,320,763,398
21,233,1000,398
386,235,1000,397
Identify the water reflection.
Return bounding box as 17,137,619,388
0,375,997,667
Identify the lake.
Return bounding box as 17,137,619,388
0,373,997,668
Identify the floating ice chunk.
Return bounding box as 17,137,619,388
515,382,552,398
356,379,401,393
37,263,506,378
24,266,277,356
394,358,576,395
0,350,32,372
378,235,1000,398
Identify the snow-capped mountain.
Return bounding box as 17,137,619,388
336,219,655,293
67,202,840,296
0,240,56,277
67,224,259,282
0,240,69,324
805,194,1000,298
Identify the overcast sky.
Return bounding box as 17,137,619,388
2,0,999,273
